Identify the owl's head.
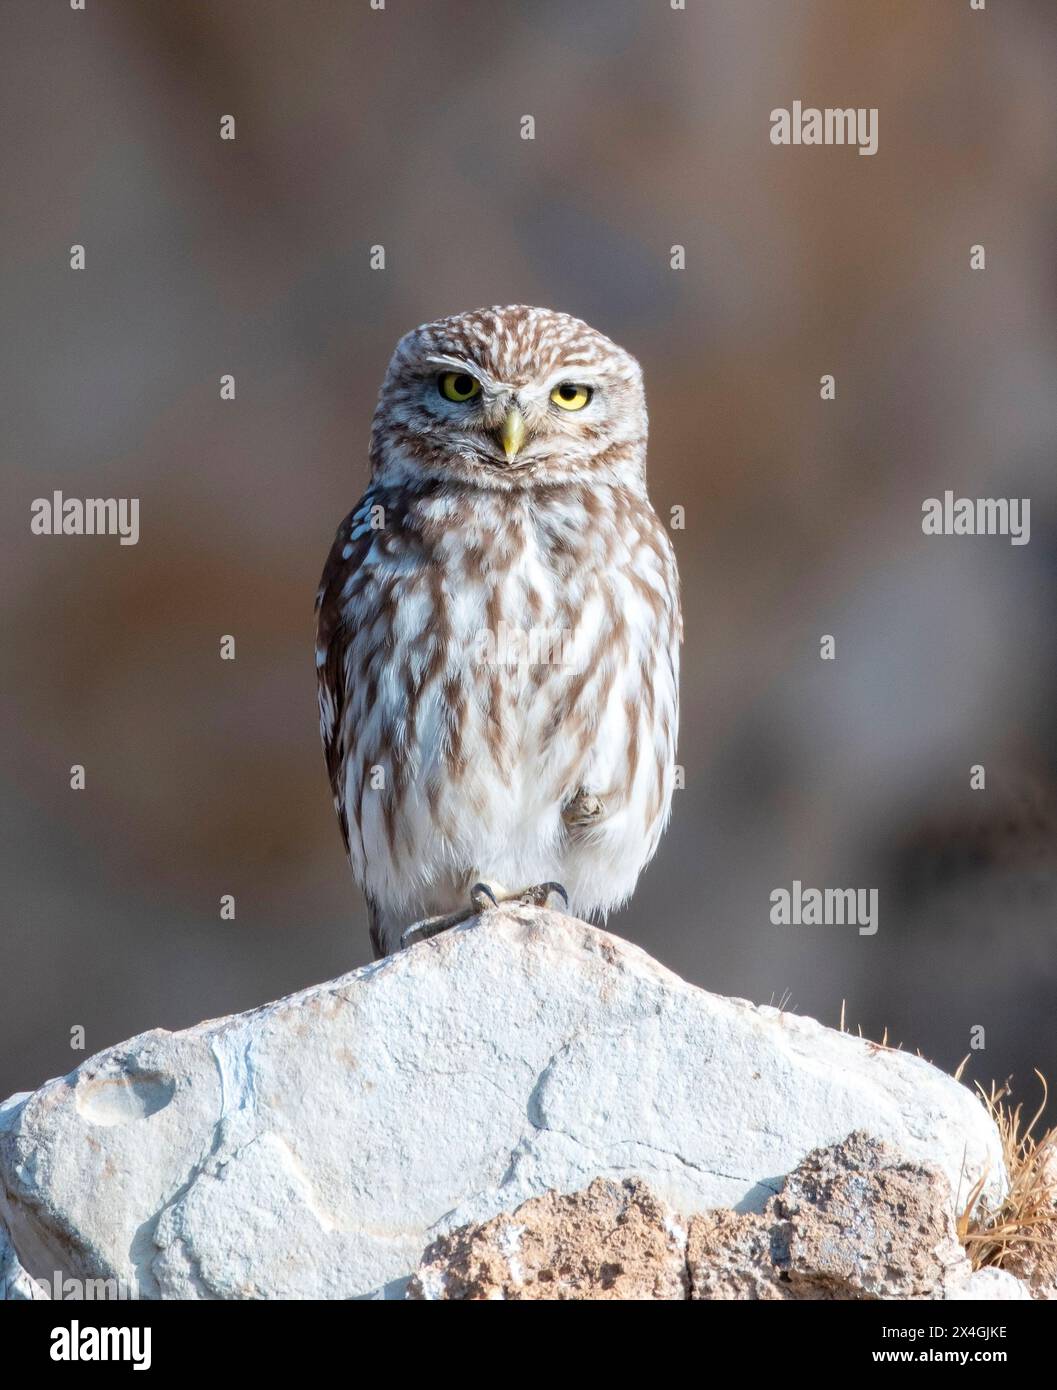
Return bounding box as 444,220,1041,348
369,305,648,491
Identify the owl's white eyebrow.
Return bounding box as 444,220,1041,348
424,353,494,384
541,368,600,392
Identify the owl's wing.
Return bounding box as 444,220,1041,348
314,493,380,859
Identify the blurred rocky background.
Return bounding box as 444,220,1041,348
2,1,1056,1113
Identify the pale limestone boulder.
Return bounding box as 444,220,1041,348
0,907,1006,1300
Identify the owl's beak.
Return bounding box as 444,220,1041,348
501,405,527,463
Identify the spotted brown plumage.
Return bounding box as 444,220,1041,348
316,306,681,957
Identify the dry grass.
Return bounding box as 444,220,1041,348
957,1072,1057,1280
838,1000,904,1054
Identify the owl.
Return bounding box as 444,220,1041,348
316,305,681,957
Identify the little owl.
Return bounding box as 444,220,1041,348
316,305,681,957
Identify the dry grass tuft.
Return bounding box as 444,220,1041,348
837,999,904,1054
958,1072,1057,1283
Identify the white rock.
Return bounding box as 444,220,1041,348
945,1266,1033,1300
0,908,1006,1300
0,1093,43,1300
1,1220,42,1300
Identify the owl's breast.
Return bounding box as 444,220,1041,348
328,481,678,921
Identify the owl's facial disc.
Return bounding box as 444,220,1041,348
372,310,648,490
372,309,653,489
419,357,605,471
419,358,544,468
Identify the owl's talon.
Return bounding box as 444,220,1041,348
472,879,570,910
469,881,501,911
511,881,569,910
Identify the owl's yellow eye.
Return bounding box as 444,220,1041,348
550,382,592,411
438,371,481,402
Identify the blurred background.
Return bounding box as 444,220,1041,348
2,0,1056,1119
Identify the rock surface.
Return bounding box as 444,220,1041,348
686,1132,968,1300
0,907,1009,1300
411,1134,1030,1300
410,1177,688,1300
945,1266,1033,1300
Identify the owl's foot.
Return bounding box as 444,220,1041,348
400,881,569,951
561,790,605,829
517,881,569,910
472,880,569,911
400,904,477,950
